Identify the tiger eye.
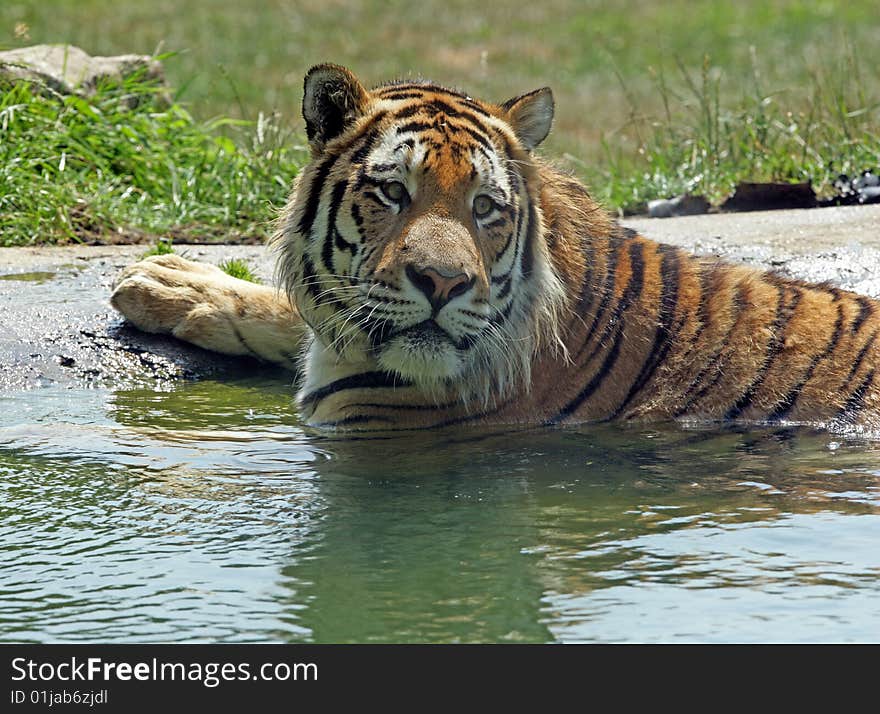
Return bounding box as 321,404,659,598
473,195,494,218
382,180,407,202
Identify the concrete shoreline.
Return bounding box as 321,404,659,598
1,204,878,392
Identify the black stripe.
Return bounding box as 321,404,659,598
315,402,509,431
317,414,394,428
334,229,358,256
495,275,512,300
723,286,802,421
300,371,411,409
420,98,495,132
300,253,342,308
839,369,876,419
489,299,515,328
345,400,461,412
353,168,386,190
350,111,388,161
843,327,878,386
394,98,492,127
395,114,494,151
382,93,427,103
520,202,537,278
575,239,626,362
612,245,681,419
228,320,261,360
490,266,514,286
489,200,524,285
321,180,349,271
458,124,494,151
505,163,522,194
550,242,646,423
364,192,386,209
689,264,712,348
350,126,382,164
768,302,845,421
394,103,426,120
674,279,746,416
350,203,364,228
397,120,434,135
367,316,396,348
379,91,428,101
378,84,492,116
496,131,517,162
574,239,598,313
551,328,626,425
459,308,486,320
297,154,338,236
351,243,378,280
490,209,520,279
419,401,512,430
851,296,874,334
658,260,711,387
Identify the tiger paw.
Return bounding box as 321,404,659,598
110,254,231,336
111,254,303,366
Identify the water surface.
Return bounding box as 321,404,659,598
2,375,879,643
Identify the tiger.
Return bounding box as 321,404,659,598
110,63,880,431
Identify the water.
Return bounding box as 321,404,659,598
2,375,879,643
0,272,57,283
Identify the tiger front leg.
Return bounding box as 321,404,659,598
110,254,305,370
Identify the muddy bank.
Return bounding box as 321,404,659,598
0,245,281,392
1,204,879,392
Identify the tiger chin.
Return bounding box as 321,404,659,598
111,63,880,432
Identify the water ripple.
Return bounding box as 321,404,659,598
2,383,880,642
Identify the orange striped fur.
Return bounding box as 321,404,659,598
111,65,880,432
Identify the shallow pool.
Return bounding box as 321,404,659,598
2,374,879,643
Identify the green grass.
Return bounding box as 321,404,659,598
596,50,880,211
2,0,879,239
0,67,305,246
138,238,261,282
140,237,175,258
219,257,261,283
4,1,879,161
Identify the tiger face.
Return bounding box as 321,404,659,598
275,64,568,402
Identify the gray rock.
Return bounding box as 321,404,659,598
858,185,880,204
648,194,710,218
647,198,675,218
0,44,168,105
854,171,879,190
721,181,816,212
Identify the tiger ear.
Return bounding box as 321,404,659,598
302,64,370,152
501,87,554,150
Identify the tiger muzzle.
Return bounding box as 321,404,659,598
398,213,484,311
405,265,475,312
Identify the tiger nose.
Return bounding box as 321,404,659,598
405,265,475,310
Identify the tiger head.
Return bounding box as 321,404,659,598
275,64,570,403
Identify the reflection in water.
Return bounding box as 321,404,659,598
1,377,879,642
